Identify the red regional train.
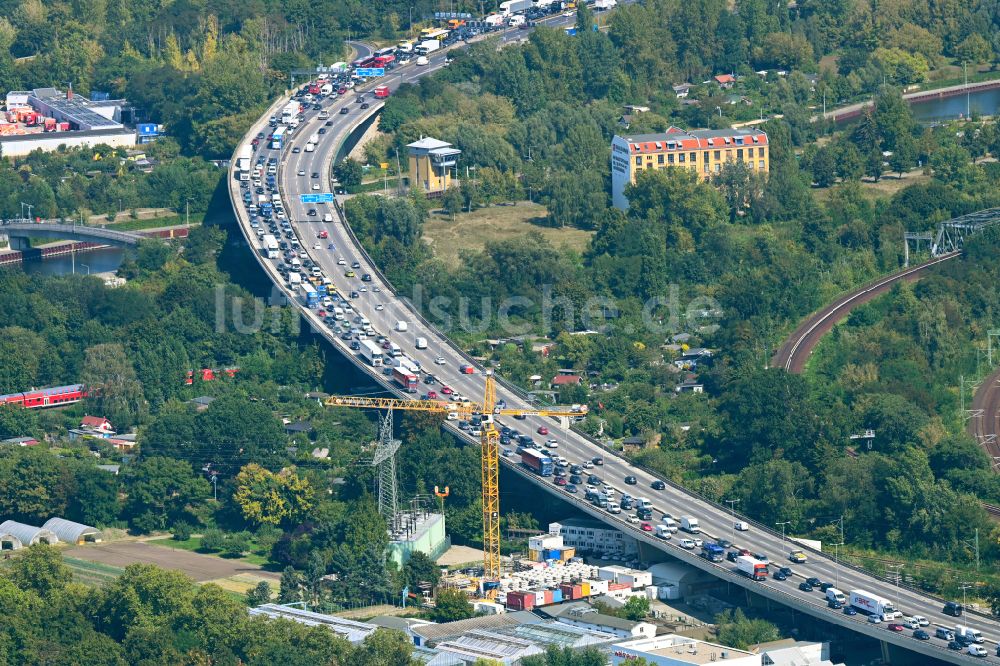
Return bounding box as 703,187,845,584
0,384,87,409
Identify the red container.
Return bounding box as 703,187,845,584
506,591,535,610
543,590,554,605
560,584,583,600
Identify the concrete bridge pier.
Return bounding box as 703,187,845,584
7,235,30,250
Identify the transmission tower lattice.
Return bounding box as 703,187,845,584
372,409,401,531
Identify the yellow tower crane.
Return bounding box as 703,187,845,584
325,370,586,583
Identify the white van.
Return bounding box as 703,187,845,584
415,337,428,349
323,213,334,223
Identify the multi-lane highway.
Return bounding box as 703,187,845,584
230,31,1000,665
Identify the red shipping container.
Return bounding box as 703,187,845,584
58,122,70,131
506,591,534,610
543,590,554,605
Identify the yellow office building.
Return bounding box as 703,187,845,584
407,136,461,193
611,126,769,209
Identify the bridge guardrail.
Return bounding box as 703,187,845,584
1,222,142,245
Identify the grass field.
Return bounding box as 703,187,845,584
812,168,931,205
147,536,270,566
63,556,124,587
423,202,593,267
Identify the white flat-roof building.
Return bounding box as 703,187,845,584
248,604,378,644
548,518,638,559
610,634,757,666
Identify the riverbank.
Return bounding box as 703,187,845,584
818,75,1000,122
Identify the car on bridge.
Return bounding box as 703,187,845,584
843,606,858,616
651,480,666,490
798,582,813,592
788,550,807,563
913,630,930,641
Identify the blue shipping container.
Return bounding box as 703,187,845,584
546,549,560,560
551,589,563,603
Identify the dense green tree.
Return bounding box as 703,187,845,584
430,588,475,622
122,456,209,532
5,544,71,597
81,342,147,429
334,158,363,187
716,609,780,650
812,146,838,187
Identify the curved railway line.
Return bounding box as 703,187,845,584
771,254,959,372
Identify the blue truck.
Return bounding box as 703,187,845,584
700,543,725,562
521,447,553,476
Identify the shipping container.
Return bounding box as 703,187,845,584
580,582,591,596
551,589,563,603
506,591,534,610
543,590,554,605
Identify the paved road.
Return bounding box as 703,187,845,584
230,33,1000,666
771,254,959,372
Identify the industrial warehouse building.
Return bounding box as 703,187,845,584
42,518,103,545
248,604,378,644
0,88,156,157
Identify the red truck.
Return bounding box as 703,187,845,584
392,366,418,393
374,85,390,99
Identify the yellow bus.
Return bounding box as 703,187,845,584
419,28,450,41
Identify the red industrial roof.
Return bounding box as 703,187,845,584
551,375,582,386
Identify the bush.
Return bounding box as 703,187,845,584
200,528,226,552
222,531,251,557
171,521,193,541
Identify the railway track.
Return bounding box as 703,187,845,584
771,253,959,372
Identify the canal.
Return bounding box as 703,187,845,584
20,246,126,276
909,85,1000,122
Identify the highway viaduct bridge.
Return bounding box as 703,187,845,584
228,38,1000,666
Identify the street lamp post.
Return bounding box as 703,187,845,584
775,521,790,551
80,264,90,275
832,542,844,589
887,563,903,611
724,498,740,544
960,582,973,609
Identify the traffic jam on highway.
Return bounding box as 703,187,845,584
232,6,1000,662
